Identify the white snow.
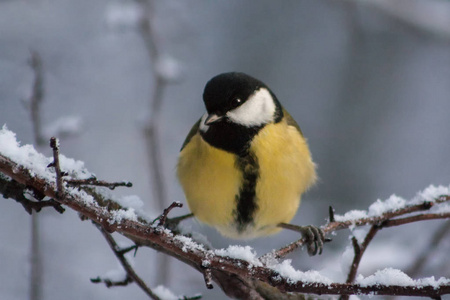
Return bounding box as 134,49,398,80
102,267,127,283
108,208,138,225
415,184,450,203
340,244,355,275
335,210,368,223
153,285,180,300
357,268,450,288
173,235,208,253
215,245,261,267
269,259,333,284
0,125,91,181
368,195,406,216
116,195,144,210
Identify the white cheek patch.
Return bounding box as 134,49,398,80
199,113,209,133
226,88,276,126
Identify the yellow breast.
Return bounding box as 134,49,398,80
177,119,316,239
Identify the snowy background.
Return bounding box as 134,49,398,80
1,0,450,299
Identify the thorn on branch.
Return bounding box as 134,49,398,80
201,266,214,289
152,201,183,227
329,206,335,223
49,137,64,199
422,201,433,210
66,176,133,190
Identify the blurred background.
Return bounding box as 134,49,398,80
1,0,450,299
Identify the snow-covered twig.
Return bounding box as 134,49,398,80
272,196,449,259
1,129,449,299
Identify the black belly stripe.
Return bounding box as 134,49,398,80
234,151,260,232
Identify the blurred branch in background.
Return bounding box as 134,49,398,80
26,51,46,148
407,220,450,277
25,50,45,300
134,0,182,286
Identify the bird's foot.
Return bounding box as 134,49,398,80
279,223,329,256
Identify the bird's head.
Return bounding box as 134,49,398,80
200,72,282,132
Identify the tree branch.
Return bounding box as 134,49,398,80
66,177,132,190
340,225,380,300
271,197,448,259
1,149,450,299
95,225,161,300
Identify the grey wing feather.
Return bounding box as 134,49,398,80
180,118,201,151
282,107,303,136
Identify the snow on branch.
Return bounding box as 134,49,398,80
0,126,449,299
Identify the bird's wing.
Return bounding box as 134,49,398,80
180,118,201,151
282,107,303,136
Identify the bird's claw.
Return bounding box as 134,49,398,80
279,223,327,256
298,225,326,256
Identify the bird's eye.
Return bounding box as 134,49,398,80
231,98,242,108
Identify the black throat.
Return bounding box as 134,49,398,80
200,120,263,156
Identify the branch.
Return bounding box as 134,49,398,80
66,176,132,190
95,225,161,300
340,225,380,300
1,150,450,299
271,197,449,259
0,176,64,214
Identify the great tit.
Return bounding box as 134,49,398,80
177,72,324,255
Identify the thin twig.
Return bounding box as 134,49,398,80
340,225,380,300
49,137,64,199
152,201,183,226
270,197,450,259
382,213,450,228
66,177,132,190
96,225,161,300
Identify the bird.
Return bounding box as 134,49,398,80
177,72,324,255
